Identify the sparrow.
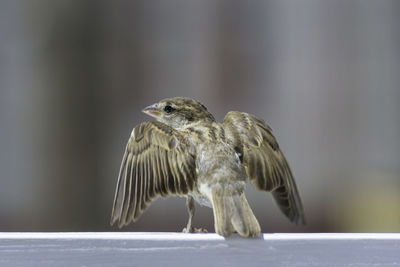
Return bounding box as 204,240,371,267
110,97,305,237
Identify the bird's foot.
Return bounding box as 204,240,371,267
182,226,192,233
182,227,208,233
193,227,208,233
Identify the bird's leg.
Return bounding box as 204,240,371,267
182,196,208,233
182,196,195,233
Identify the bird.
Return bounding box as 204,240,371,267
110,97,305,237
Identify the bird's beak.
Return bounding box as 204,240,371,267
142,103,162,118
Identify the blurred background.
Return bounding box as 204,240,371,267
1,0,399,233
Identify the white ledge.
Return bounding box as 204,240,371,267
0,232,399,266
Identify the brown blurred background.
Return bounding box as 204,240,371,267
1,0,399,233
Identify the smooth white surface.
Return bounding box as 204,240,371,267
0,232,399,266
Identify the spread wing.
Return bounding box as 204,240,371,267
110,121,196,228
222,111,305,225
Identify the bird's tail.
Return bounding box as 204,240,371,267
211,189,261,238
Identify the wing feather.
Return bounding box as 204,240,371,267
120,153,133,225
111,121,196,227
222,111,305,225
125,155,136,223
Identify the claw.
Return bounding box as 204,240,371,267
193,228,208,233
182,227,208,233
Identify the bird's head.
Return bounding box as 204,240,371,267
142,97,215,130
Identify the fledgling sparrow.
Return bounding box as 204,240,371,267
111,97,305,237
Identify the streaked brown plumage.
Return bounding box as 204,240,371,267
111,97,305,237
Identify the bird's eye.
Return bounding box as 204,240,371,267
164,105,175,114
